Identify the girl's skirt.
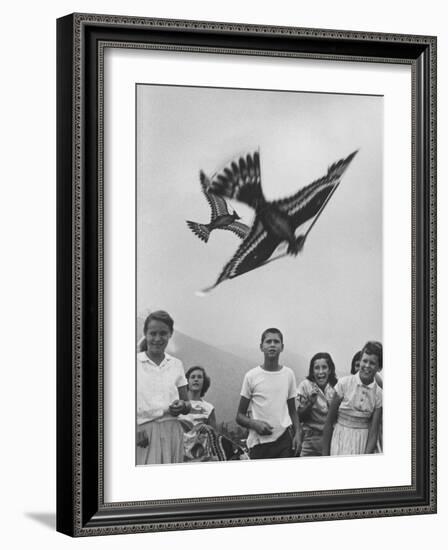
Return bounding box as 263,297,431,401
330,412,370,456
137,417,184,465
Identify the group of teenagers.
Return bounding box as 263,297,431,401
137,310,383,465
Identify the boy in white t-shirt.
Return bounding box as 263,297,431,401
236,328,302,460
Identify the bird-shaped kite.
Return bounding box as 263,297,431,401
200,149,357,292
186,172,250,243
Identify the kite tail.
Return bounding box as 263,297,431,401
186,220,211,243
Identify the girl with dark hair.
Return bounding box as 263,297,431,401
297,352,338,456
350,350,362,375
180,366,245,461
322,341,383,456
179,366,216,431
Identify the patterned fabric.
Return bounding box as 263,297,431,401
330,373,382,456
178,399,214,431
183,424,227,462
330,423,369,456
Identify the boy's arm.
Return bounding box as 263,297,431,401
287,397,302,456
321,394,342,455
365,407,382,453
236,396,273,435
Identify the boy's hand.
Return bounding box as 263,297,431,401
251,420,273,435
292,432,302,456
137,429,148,448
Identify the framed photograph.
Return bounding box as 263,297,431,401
57,13,437,536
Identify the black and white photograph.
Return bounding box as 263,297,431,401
135,84,383,466
0,0,443,545
52,7,436,540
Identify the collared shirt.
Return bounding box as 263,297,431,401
240,365,297,448
136,351,187,425
335,372,382,419
297,378,336,433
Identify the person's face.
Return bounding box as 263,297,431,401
260,332,284,359
312,358,330,388
144,319,172,358
188,369,205,394
358,352,380,384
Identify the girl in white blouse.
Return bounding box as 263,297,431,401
321,341,383,456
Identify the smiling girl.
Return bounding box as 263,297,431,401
179,366,216,431
321,341,383,456
136,310,191,465
297,352,338,457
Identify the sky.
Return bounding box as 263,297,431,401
136,84,383,376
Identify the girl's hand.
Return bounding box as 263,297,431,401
169,399,186,416
137,429,148,448
251,420,274,435
309,391,318,404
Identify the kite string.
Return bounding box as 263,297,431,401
301,179,342,240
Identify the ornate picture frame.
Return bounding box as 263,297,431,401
56,13,436,536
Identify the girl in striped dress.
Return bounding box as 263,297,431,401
321,341,382,456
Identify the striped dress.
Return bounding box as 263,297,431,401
330,373,382,456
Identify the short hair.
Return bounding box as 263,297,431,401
361,341,383,370
307,352,338,387
185,366,211,397
350,350,362,374
143,310,174,334
260,327,283,344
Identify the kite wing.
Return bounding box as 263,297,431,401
199,150,358,293
203,216,282,291
273,150,358,230
200,171,233,221
220,220,251,239
208,152,263,209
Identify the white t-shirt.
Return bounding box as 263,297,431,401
240,365,297,448
136,352,187,425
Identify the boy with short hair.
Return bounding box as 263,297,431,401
236,328,302,459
